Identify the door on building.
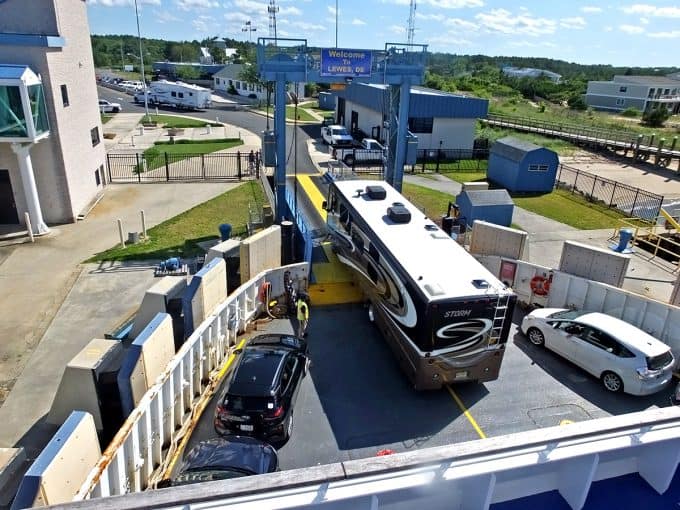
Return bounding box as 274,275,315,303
350,110,359,135
0,170,19,224
337,97,346,126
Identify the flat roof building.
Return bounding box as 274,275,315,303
586,75,680,114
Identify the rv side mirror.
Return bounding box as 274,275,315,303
322,200,327,211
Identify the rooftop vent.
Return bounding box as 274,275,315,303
387,203,411,224
365,185,386,200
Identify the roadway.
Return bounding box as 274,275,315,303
97,86,322,177
176,305,671,477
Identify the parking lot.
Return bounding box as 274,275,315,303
182,303,671,474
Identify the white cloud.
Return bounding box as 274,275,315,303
443,18,479,30
640,17,649,24
154,10,182,23
622,4,680,18
647,30,680,38
351,18,366,26
290,21,326,32
381,0,483,8
88,0,160,6
328,5,337,16
415,13,445,22
619,24,644,34
560,17,586,29
177,0,219,10
475,8,556,36
389,24,406,35
426,33,473,46
581,6,602,13
508,40,557,48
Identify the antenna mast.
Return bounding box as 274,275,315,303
407,0,416,45
268,0,279,41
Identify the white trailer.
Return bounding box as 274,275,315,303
134,80,212,110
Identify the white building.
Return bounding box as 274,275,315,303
586,75,680,114
0,0,105,230
502,66,562,83
213,64,304,102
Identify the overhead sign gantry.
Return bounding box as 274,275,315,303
256,38,427,222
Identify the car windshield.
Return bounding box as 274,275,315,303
332,128,349,136
548,310,586,320
647,351,673,370
173,467,253,485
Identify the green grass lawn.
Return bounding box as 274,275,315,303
89,181,265,262
476,124,582,156
101,114,113,124
512,189,627,230
438,171,488,184
142,139,243,170
285,105,317,122
140,115,219,128
402,183,452,221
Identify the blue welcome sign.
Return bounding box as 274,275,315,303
320,48,372,78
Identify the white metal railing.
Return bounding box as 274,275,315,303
74,263,308,500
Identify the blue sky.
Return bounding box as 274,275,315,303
86,1,680,67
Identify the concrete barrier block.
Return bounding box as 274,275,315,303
11,412,100,509
182,257,227,335
240,225,281,283
205,238,241,265
559,240,630,287
47,338,124,431
470,220,527,260
118,313,175,415
130,276,187,339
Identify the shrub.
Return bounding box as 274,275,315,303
567,94,587,110
248,93,257,99
227,85,238,95
642,106,670,127
621,107,640,118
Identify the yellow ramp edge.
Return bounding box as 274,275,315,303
297,175,327,221
661,208,680,231
311,242,364,305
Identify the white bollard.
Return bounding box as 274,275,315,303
206,125,212,135
140,210,147,239
24,212,34,243
117,219,125,248
216,116,220,123
155,107,159,116
138,126,144,136
131,135,135,147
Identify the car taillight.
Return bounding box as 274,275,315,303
216,404,230,418
264,405,284,420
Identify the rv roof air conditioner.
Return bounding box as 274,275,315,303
387,202,411,224
365,185,386,200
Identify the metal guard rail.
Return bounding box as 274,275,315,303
74,264,307,499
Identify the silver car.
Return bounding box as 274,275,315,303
521,308,675,396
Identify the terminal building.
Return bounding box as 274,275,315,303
333,83,488,151
0,0,105,231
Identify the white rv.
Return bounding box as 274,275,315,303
134,80,212,110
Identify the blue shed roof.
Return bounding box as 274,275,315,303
490,136,543,163
337,83,488,119
464,189,514,206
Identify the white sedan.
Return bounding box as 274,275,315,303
521,308,675,396
98,99,121,113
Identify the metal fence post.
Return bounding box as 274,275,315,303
164,152,170,181
630,189,640,215
201,153,206,180
135,153,141,183
107,154,112,183
436,148,441,173
573,168,580,195
610,182,617,207
237,150,242,180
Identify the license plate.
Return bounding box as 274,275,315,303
454,371,468,380
240,424,253,432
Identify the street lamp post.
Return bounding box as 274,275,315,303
133,0,150,120
242,21,257,43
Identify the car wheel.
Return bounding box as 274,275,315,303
601,371,623,393
113,107,120,113
526,327,545,346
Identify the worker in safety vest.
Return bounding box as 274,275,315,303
296,294,309,338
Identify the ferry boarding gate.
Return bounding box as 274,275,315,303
256,38,428,223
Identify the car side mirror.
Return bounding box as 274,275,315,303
233,348,243,355
322,200,327,211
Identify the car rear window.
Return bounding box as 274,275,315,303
224,395,275,412
647,351,673,370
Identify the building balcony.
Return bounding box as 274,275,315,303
0,65,49,143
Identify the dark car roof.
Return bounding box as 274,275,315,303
176,437,277,483
228,347,288,397
248,333,307,353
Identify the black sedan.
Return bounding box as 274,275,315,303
161,436,277,487
214,334,308,443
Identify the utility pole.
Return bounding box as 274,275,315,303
335,0,338,47
407,0,416,45
268,0,279,42
133,0,150,119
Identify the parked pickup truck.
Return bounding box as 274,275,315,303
332,138,386,166
321,125,353,146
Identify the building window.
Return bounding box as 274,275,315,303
60,84,69,107
90,126,100,147
171,91,177,97
616,98,625,106
94,167,101,186
528,164,549,172
408,117,433,134
619,86,627,93
178,92,184,98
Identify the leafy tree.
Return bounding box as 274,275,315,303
175,65,201,80
567,94,587,110
642,106,670,127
